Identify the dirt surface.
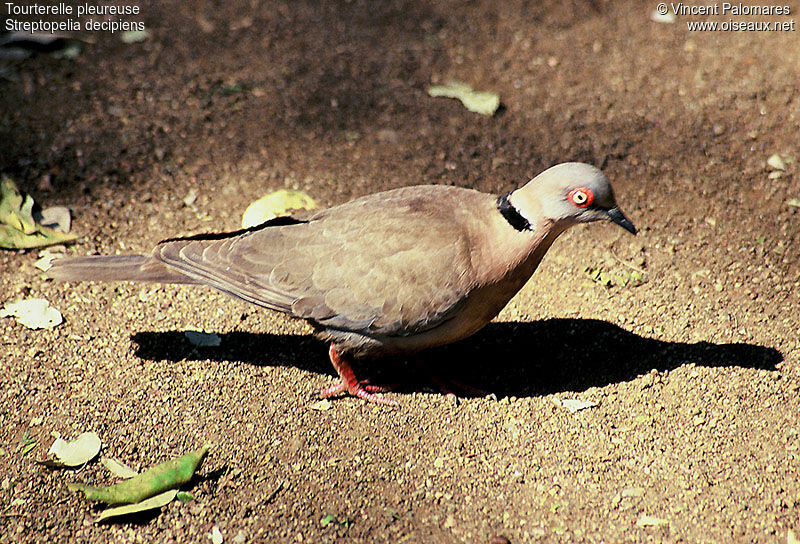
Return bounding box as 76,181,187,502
2,1,800,542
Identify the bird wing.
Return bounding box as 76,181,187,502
154,186,487,336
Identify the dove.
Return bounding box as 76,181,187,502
47,162,636,405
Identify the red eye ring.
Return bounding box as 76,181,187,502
567,187,594,208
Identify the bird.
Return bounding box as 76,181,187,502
47,162,636,405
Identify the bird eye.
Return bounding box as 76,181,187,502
567,187,593,208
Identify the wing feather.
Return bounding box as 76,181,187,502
153,186,486,336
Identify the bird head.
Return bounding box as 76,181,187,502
508,162,636,234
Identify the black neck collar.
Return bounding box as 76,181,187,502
497,193,531,232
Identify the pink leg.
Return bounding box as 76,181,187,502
319,345,398,407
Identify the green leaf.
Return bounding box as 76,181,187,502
68,445,209,505
19,432,37,455
175,491,195,502
0,178,35,233
321,514,352,528
0,177,78,249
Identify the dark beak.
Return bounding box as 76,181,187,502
606,207,637,235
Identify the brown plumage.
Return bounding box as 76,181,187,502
48,162,636,405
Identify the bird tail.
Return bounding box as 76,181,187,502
46,254,197,284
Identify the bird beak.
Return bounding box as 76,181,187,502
606,207,637,235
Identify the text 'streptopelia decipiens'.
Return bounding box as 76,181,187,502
47,162,636,405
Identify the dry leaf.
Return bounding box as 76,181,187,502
34,206,71,233
120,30,150,44
1,298,63,329
207,525,223,544
767,153,786,171
185,330,222,347
241,190,317,228
309,399,333,411
45,432,101,467
560,399,598,413
34,246,66,271
95,489,177,523
636,514,669,527
101,458,139,479
427,81,500,116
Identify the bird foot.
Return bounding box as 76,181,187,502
319,380,398,406
322,345,399,407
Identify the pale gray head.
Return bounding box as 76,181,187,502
507,162,636,234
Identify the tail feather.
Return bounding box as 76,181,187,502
46,254,196,284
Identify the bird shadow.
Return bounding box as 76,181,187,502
131,318,782,398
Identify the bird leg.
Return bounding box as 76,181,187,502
319,345,398,406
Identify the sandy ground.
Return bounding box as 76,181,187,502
1,1,799,542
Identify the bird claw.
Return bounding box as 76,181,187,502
319,380,398,407
322,345,398,406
